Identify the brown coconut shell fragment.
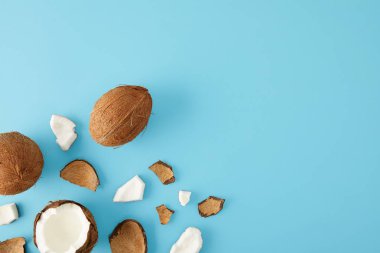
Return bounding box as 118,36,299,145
34,200,98,253
156,204,175,225
89,85,153,147
0,237,25,253
109,219,147,253
149,161,175,185
0,132,44,195
198,196,225,218
60,160,100,191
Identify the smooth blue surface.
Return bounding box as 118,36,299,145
0,1,380,252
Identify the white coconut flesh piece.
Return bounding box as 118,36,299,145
35,203,90,253
113,175,145,202
50,115,77,151
170,227,203,253
179,191,192,206
0,203,19,226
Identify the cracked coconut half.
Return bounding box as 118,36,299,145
60,160,100,191
198,196,225,218
109,219,147,253
0,237,25,253
149,161,175,185
156,205,175,225
34,200,98,253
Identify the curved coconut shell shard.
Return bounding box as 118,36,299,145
89,85,153,147
0,237,25,253
34,200,98,253
149,161,175,185
156,204,175,225
198,196,225,218
0,132,44,195
110,219,147,253
60,160,100,191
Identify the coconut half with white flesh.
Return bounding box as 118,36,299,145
34,200,98,253
50,115,77,151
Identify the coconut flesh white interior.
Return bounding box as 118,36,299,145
50,115,77,151
179,190,192,206
0,203,19,226
113,175,145,202
35,203,90,253
170,227,203,253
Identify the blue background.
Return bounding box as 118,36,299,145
0,1,379,252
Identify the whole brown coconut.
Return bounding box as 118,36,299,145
89,85,152,147
34,200,98,253
0,132,44,195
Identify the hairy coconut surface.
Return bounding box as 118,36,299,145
198,196,225,217
89,85,152,147
156,204,175,225
0,237,25,253
60,160,100,191
34,200,98,253
149,161,175,185
109,219,147,253
0,132,44,195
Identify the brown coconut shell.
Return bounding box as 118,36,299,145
89,85,152,147
0,237,25,253
156,204,175,225
34,200,98,253
198,196,225,218
60,160,100,191
0,132,44,195
109,219,147,253
149,161,175,185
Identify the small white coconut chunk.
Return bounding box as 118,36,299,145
50,114,77,151
113,175,145,202
170,227,203,253
179,190,191,206
35,203,90,253
0,203,19,226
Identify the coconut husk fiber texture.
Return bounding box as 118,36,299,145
198,196,225,218
60,160,100,191
0,237,25,253
149,160,175,185
89,85,152,147
156,204,175,225
109,219,147,253
0,132,44,195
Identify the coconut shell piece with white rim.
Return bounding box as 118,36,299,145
34,200,98,253
89,85,152,147
198,196,225,217
156,204,175,225
149,161,175,185
60,160,100,191
109,219,147,253
0,132,44,195
0,237,25,253
170,227,203,253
